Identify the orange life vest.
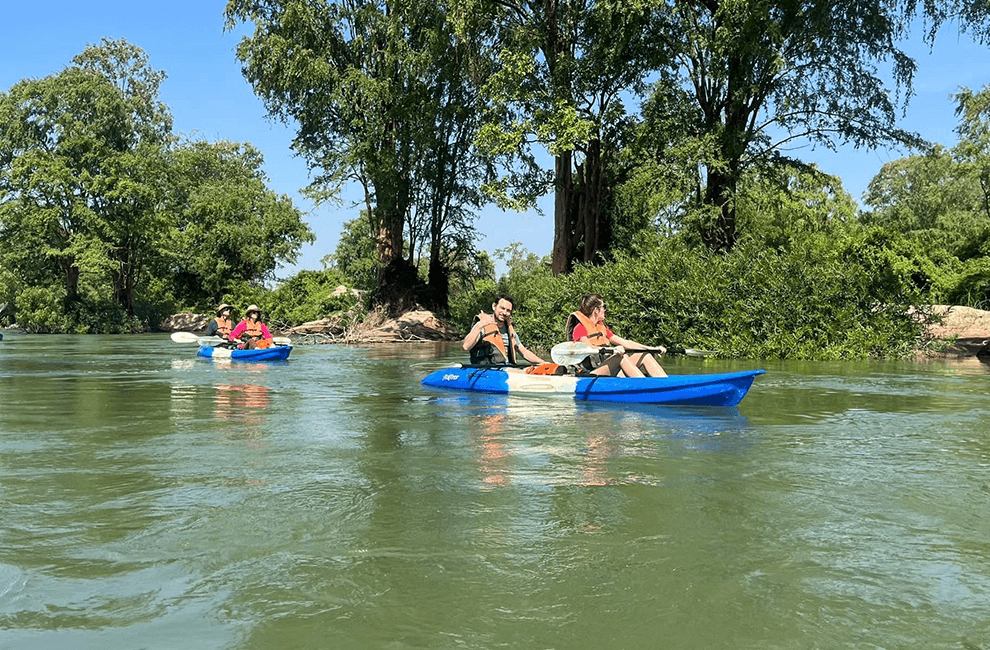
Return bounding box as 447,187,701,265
214,317,233,337
565,310,609,346
471,319,518,365
240,320,265,341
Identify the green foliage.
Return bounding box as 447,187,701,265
859,95,990,307
14,286,72,334
265,269,359,327
0,41,311,333
631,0,928,250
491,233,930,361
736,165,859,249
327,216,379,291
163,139,313,305
225,0,488,311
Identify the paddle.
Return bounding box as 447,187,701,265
550,341,716,365
170,331,206,343
170,331,292,346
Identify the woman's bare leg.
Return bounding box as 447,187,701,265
639,353,667,377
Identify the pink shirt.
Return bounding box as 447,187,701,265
228,320,272,341
572,323,614,342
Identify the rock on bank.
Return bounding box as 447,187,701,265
159,308,459,343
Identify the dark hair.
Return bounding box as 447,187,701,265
579,293,604,317
493,294,516,309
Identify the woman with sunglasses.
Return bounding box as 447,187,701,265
565,293,667,377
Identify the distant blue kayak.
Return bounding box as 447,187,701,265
422,366,765,406
197,345,292,361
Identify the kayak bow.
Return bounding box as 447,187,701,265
422,366,764,406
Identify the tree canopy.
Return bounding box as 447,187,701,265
224,0,492,313
0,39,311,332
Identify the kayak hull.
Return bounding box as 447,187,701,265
197,345,292,361
422,366,764,406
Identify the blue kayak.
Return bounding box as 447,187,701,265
422,366,765,406
197,345,292,361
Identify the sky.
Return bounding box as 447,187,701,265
3,2,990,279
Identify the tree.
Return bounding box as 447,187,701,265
163,139,314,306
736,164,857,250
952,85,990,221
0,38,172,316
326,215,379,291
225,0,489,313
646,0,926,251
452,0,656,275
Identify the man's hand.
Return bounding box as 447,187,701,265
475,310,496,328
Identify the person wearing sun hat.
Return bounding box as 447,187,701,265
205,303,235,340
228,304,274,349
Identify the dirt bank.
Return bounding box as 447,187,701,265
919,305,990,357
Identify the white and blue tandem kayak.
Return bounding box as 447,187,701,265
422,366,765,406
197,345,292,361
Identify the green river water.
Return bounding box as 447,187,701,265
0,333,988,649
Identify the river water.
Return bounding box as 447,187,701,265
0,333,987,649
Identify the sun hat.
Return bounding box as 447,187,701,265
245,304,262,317
216,303,234,316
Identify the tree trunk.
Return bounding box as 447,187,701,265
551,142,609,275
552,151,574,275
701,167,738,252
61,258,80,302
577,139,604,265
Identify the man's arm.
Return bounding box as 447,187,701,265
462,311,495,351
516,342,545,365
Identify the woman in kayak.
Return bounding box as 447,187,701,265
229,304,274,349
566,294,667,377
205,303,235,341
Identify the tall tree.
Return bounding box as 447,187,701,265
225,0,488,313
648,0,925,251
952,85,990,221
0,38,172,314
452,0,656,274
163,139,314,306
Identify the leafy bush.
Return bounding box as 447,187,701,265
14,286,73,333
501,233,932,360
266,269,361,327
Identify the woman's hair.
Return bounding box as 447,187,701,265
579,293,604,317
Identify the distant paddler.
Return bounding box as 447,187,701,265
229,304,274,350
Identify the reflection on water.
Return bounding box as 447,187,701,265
1,338,990,649
445,391,755,490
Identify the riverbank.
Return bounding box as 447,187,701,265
916,305,990,358
149,304,990,359
157,307,460,345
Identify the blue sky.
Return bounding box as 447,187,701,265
3,2,989,278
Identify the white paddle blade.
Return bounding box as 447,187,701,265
685,348,717,357
272,336,292,346
197,336,224,346
170,331,201,343
550,341,597,366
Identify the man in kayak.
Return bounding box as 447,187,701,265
229,304,274,349
462,295,545,366
566,293,667,377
